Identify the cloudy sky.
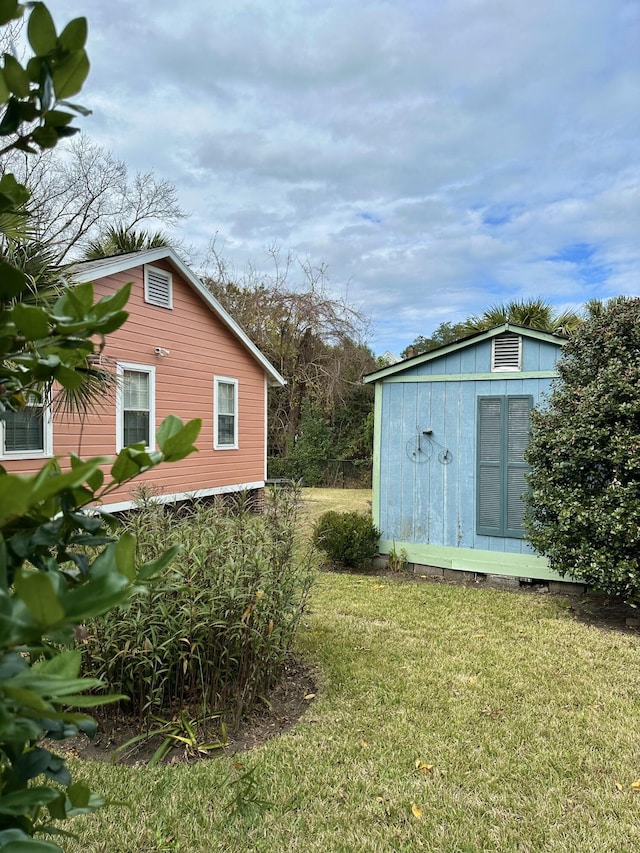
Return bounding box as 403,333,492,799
51,0,639,354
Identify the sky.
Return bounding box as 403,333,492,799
48,0,639,355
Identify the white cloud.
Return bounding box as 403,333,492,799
47,0,640,353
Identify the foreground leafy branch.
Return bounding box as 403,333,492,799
0,3,201,850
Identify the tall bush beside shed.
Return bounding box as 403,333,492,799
524,297,640,604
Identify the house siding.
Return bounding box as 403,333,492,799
4,259,271,508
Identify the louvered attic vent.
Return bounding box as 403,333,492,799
144,265,173,309
492,333,521,371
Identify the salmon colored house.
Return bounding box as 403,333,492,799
1,248,285,511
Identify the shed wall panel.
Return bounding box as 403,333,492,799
377,333,556,557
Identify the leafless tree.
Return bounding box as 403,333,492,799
2,135,187,262
202,243,375,457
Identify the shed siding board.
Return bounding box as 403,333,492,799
4,261,271,506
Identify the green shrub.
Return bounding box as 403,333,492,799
525,296,640,604
312,510,380,569
82,486,315,727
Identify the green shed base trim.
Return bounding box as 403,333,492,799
378,540,567,582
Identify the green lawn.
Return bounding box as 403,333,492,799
65,490,640,852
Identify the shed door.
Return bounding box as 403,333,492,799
477,395,532,538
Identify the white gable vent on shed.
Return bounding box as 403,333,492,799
492,333,521,372
144,265,173,309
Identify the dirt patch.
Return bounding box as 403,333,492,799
53,657,317,766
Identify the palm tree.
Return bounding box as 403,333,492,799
462,298,583,336
83,225,171,260
1,238,117,416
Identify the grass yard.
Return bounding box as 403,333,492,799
65,490,640,852
298,486,372,534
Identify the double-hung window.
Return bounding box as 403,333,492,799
477,395,532,538
214,376,238,449
0,395,51,459
116,363,155,451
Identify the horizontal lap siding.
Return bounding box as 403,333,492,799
5,262,268,504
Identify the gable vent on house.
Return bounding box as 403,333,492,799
492,333,521,372
144,265,173,309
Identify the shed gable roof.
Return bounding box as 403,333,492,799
364,323,566,383
72,248,285,387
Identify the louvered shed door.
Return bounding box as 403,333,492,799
505,397,531,536
477,395,532,538
477,397,503,534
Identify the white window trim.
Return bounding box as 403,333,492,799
491,334,522,372
144,264,173,309
214,376,238,450
0,396,53,460
116,362,156,452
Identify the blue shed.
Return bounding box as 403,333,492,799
364,324,566,581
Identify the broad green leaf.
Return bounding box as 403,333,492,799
0,1,21,28
52,49,89,99
115,532,136,581
11,302,49,339
0,68,9,102
0,97,21,135
0,260,28,299
62,572,132,621
91,308,128,335
53,364,85,389
2,54,30,97
159,418,201,462
0,475,36,523
35,649,81,680
13,570,64,625
27,2,57,55
110,448,143,484
93,282,131,315
32,124,58,149
59,16,87,51
43,109,72,127
0,536,7,590
0,786,61,814
156,414,183,445
13,747,52,782
0,172,30,205
69,280,93,313
51,693,123,708
137,544,182,581
8,673,103,697
31,459,104,503
46,791,67,821
0,831,61,852
66,781,90,808
65,790,105,817
0,685,51,713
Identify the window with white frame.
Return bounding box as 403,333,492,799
0,394,52,459
117,364,155,451
144,265,173,309
214,376,238,449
